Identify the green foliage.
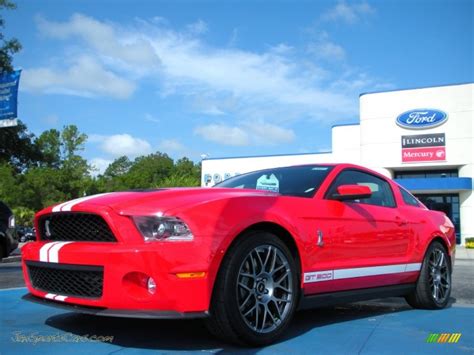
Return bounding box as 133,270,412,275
0,0,21,73
12,206,34,227
1,121,202,225
0,120,42,171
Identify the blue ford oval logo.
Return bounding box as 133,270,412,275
396,109,448,129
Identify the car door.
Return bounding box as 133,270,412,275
306,169,410,293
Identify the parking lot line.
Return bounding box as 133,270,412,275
1,288,473,354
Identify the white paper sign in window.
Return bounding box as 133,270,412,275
256,174,280,192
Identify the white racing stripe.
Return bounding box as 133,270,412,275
57,193,112,212
39,242,60,262
52,201,70,212
43,293,68,302
48,242,73,263
304,262,422,284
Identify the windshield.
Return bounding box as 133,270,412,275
215,165,333,198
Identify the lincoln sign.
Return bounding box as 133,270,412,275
402,133,446,163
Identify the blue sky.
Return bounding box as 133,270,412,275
4,0,473,173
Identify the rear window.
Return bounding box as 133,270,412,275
399,187,421,207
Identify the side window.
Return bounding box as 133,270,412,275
399,187,421,207
326,170,396,208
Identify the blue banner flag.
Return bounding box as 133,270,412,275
0,70,21,128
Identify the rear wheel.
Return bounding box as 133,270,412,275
405,241,451,309
206,232,299,346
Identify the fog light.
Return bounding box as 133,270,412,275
147,277,156,294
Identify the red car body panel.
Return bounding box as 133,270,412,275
22,164,456,315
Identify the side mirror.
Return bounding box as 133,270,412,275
331,184,372,201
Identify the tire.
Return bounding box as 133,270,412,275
405,241,452,309
0,243,4,262
205,231,299,346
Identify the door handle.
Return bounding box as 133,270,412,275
395,216,408,226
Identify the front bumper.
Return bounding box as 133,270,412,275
22,293,209,319
21,239,215,314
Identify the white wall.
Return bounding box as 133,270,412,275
360,84,474,244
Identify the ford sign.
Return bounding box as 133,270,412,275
396,109,448,130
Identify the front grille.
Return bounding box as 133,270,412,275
39,213,116,242
27,261,104,299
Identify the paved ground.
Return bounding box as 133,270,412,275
1,246,472,354
1,288,473,354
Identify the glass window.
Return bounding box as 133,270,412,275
326,170,396,208
394,169,458,179
215,165,334,198
399,187,421,207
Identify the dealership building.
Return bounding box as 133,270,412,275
201,83,473,245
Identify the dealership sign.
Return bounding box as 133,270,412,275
0,70,21,128
402,133,446,163
396,109,448,130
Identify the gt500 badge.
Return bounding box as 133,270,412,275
304,270,334,283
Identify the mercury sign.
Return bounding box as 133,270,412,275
401,133,446,163
396,109,448,130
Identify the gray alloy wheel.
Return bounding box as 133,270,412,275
205,231,299,346
236,244,294,333
405,241,452,309
428,248,451,304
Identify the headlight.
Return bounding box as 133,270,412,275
132,216,194,242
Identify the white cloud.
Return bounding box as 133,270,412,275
91,133,152,157
144,113,160,123
195,121,295,146
158,139,186,152
89,157,112,176
244,121,295,145
186,20,208,35
22,56,136,99
308,40,346,61
28,13,388,124
321,1,375,24
195,124,249,146
37,13,159,71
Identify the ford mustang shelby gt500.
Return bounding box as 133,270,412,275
22,164,455,345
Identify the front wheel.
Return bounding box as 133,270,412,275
205,232,299,346
405,241,452,309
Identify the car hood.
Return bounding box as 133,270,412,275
51,188,279,215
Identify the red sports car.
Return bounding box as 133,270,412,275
22,164,455,345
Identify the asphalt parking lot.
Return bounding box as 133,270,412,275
1,251,473,354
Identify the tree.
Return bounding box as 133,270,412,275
0,0,21,73
124,153,174,189
0,120,42,171
104,156,132,178
61,125,87,161
36,129,61,168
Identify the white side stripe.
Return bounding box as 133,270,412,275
334,264,406,279
54,295,68,302
39,242,60,262
405,263,422,272
48,242,73,263
304,263,422,284
45,293,56,299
